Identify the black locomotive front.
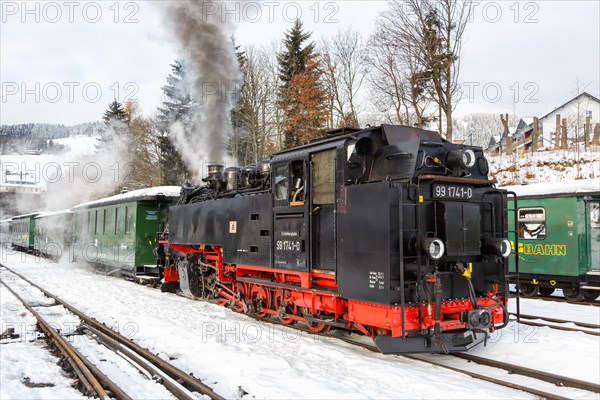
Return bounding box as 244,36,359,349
335,126,510,352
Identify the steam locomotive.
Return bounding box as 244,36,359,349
160,124,512,354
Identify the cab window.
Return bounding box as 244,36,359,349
274,165,289,201
274,161,306,205
518,207,546,240
289,160,305,205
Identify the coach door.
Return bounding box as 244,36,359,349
311,149,337,271
588,201,600,271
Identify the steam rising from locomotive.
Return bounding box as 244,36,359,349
162,125,513,354
163,0,240,179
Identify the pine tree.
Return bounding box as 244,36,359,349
156,61,193,185
278,19,315,91
277,19,316,148
99,100,129,152
102,100,129,125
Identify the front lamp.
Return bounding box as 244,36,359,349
447,149,476,169
422,238,445,260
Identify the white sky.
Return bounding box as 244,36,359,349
0,0,599,126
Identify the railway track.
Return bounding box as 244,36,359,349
0,264,225,400
3,260,598,399
332,333,600,399
333,333,600,399
510,292,600,307
245,313,600,400
512,313,600,336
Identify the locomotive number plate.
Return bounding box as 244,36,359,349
432,183,473,200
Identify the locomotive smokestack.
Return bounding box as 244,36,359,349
162,1,240,179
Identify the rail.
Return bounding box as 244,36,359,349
511,312,600,336
0,263,225,400
0,276,111,399
246,314,599,400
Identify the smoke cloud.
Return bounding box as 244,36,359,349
0,123,131,217
163,0,241,180
43,123,131,211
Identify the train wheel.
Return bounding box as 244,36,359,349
306,322,331,333
583,290,599,301
249,285,271,318
233,282,247,313
274,291,295,325
563,286,585,302
520,284,539,298
538,287,555,296
301,308,331,333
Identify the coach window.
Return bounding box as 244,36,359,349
518,207,546,240
125,207,133,234
103,209,109,235
274,165,289,202
115,208,121,235
94,210,99,235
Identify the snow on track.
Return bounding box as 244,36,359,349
1,267,179,399
2,248,592,398
0,284,87,400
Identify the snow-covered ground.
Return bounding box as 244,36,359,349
489,145,600,186
1,248,599,399
0,283,87,399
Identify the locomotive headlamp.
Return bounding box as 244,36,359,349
484,237,512,258
499,239,512,258
447,149,476,169
422,238,445,260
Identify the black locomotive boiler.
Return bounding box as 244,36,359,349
161,124,511,353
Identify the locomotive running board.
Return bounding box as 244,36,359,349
374,331,486,354
236,276,336,293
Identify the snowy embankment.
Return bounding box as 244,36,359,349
2,249,599,398
489,145,600,186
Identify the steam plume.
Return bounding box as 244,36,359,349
163,1,241,179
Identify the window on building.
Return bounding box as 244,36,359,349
518,207,546,240
94,210,99,235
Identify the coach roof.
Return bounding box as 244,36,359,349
71,186,182,210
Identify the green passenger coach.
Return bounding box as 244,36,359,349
505,179,600,302
34,210,73,260
71,187,180,278
0,219,12,246
11,213,39,251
